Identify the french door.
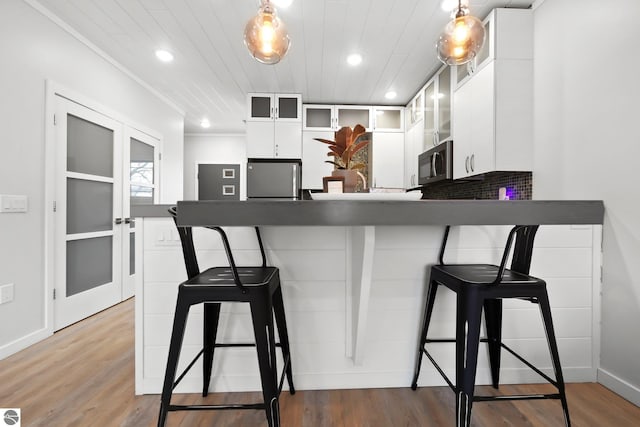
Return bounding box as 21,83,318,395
53,96,159,330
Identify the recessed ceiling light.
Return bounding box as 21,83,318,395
272,0,293,8
155,49,174,63
200,118,211,129
385,91,397,100
347,53,363,66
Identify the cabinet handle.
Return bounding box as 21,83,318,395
114,217,123,225
275,106,279,118
470,154,475,172
465,156,470,173
431,152,438,178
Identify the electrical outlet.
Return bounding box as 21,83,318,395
0,283,14,304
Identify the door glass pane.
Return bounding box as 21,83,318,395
130,138,154,205
67,178,113,234
278,97,298,119
130,185,153,205
438,67,451,141
67,114,113,177
337,108,369,128
251,96,272,118
376,109,401,129
476,21,491,65
66,236,112,297
424,82,436,145
306,108,332,128
129,232,135,275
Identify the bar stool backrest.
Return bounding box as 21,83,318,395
509,225,539,275
168,206,268,290
439,224,540,284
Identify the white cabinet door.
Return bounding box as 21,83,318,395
373,106,404,132
371,132,404,188
247,93,274,121
453,78,473,179
404,119,424,188
247,121,275,158
469,62,495,176
275,122,303,158
336,106,372,130
275,94,302,122
302,130,334,189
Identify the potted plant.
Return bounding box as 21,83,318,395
314,124,370,192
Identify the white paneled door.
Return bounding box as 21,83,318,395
53,96,125,330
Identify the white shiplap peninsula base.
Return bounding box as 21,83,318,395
134,200,603,395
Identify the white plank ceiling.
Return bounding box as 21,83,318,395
33,0,532,133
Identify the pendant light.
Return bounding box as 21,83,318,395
436,0,485,65
244,0,290,65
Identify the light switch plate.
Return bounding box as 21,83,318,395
0,195,28,213
0,283,14,304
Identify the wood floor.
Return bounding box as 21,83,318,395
1,299,639,426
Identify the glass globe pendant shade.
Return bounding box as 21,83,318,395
437,13,485,65
244,2,290,65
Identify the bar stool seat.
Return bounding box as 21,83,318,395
411,225,571,427
158,207,295,427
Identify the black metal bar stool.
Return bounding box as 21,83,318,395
158,207,295,427
411,225,570,426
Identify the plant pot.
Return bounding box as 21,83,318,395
331,169,358,193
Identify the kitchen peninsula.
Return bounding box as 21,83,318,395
133,199,603,395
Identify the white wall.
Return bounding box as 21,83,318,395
0,0,184,357
183,134,247,200
533,0,640,405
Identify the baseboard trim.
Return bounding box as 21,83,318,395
0,327,52,361
598,368,640,407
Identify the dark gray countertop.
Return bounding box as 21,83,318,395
134,200,606,226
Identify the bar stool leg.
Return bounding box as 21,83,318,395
538,291,571,427
272,286,295,394
483,298,503,389
202,302,221,397
412,279,439,390
456,291,483,427
250,297,280,427
158,294,192,427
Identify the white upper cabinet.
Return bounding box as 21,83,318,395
247,93,302,122
452,8,533,179
372,106,404,132
423,65,454,149
456,8,534,88
247,93,302,158
303,105,373,131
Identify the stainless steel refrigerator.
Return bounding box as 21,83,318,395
247,158,302,200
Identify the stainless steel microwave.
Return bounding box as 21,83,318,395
418,140,453,185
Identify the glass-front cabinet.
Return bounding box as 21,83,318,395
372,106,404,132
423,65,454,148
303,105,372,131
248,93,302,122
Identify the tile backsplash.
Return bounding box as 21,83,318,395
420,171,532,200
